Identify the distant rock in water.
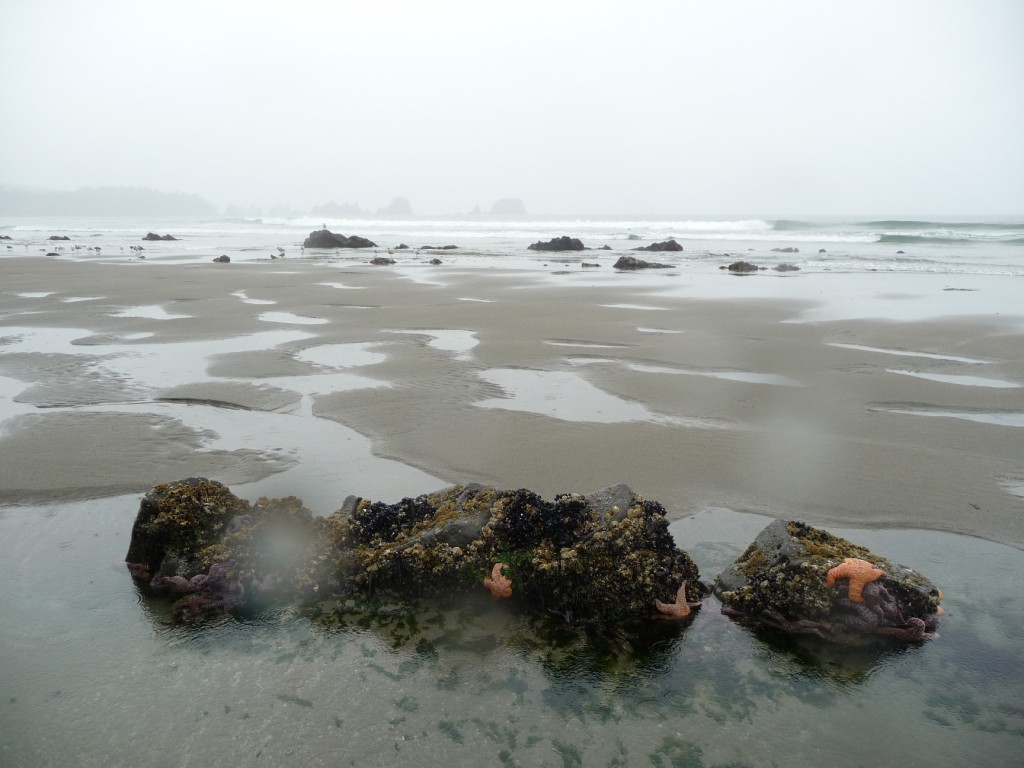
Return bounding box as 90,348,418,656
48,235,71,240
721,260,760,273
634,239,683,252
143,232,177,241
771,247,799,253
528,236,585,252
369,256,396,265
613,255,671,270
772,263,801,272
303,229,377,249
212,255,230,263
376,196,413,216
489,198,527,216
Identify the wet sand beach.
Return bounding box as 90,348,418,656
2,255,1022,548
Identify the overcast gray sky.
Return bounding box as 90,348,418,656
2,0,1022,216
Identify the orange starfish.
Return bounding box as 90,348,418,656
655,580,702,619
826,557,885,603
483,562,512,599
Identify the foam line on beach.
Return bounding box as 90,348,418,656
258,311,328,325
869,405,1024,428
828,342,990,364
231,290,276,305
628,362,802,387
317,282,365,290
112,305,192,320
886,369,1020,388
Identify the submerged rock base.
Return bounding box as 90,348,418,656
713,519,943,644
125,478,704,625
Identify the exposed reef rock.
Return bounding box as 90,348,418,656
126,479,704,625
613,255,672,270
720,260,761,273
633,239,683,252
772,263,800,272
48,235,71,240
303,229,377,249
714,519,942,645
212,255,230,263
369,256,396,265
528,236,585,252
143,232,178,241
771,246,799,253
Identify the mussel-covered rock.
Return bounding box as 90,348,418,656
714,519,943,644
126,479,704,626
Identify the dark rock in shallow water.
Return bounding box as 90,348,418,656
126,479,703,625
213,255,230,263
143,232,177,241
721,260,760,273
303,229,377,249
772,263,800,272
528,236,585,252
771,246,799,253
714,518,942,644
633,239,683,252
613,255,672,270
48,235,71,240
369,256,395,265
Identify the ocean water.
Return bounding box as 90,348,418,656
1,499,1021,768
3,214,1023,275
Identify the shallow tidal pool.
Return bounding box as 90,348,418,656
1,498,1021,768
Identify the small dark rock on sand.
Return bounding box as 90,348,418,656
614,255,672,270
528,236,585,252
721,261,761,273
213,255,230,263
